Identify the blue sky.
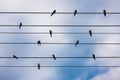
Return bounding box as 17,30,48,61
0,0,120,80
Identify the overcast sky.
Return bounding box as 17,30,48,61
0,0,120,80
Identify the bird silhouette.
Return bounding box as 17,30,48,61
51,10,56,16
52,54,56,60
19,22,22,29
13,55,18,59
103,10,106,16
92,54,96,60
37,40,41,45
49,30,52,37
38,63,40,70
75,40,79,46
89,30,92,36
74,10,77,16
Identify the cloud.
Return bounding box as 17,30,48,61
1,0,120,80
0,0,76,80
74,0,120,80
88,0,120,79
91,68,120,80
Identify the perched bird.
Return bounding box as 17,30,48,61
37,40,41,45
52,54,56,60
13,55,18,59
38,63,40,70
75,40,79,46
51,10,56,16
49,30,52,37
19,22,22,29
92,54,96,60
89,30,92,37
103,9,106,16
74,10,77,16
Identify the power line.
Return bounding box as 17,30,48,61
0,32,120,35
1,56,120,59
0,65,120,68
0,11,120,14
0,42,119,45
0,24,120,28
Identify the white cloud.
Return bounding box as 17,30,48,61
0,0,76,80
91,68,120,80
89,0,120,80
1,0,120,80
74,0,120,80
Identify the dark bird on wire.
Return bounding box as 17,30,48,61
74,10,77,16
89,30,92,37
75,40,79,46
13,55,18,59
19,22,22,29
37,40,41,45
51,10,56,16
52,54,56,60
103,9,106,16
49,30,52,37
38,63,40,70
92,54,96,60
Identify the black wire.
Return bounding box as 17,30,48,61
0,42,119,45
0,24,120,27
0,32,120,35
0,56,120,59
0,66,120,68
0,11,120,14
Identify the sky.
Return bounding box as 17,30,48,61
0,0,120,80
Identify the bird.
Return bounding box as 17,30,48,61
51,10,56,16
89,30,92,37
92,54,96,60
75,40,79,46
49,30,52,37
19,22,22,29
38,63,40,70
103,9,106,16
52,54,56,60
13,55,18,59
74,10,77,16
37,40,41,45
